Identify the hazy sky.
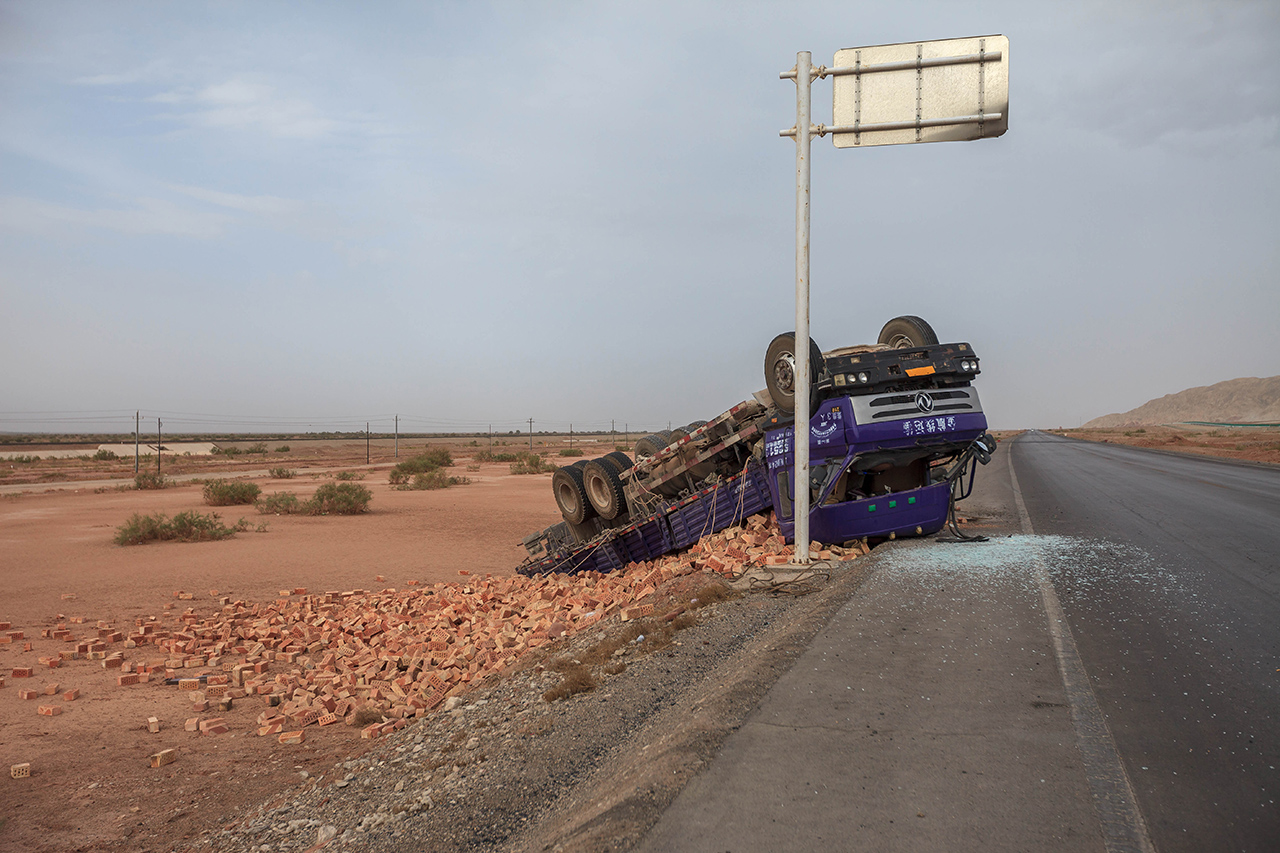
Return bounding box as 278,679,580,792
2,1,1277,435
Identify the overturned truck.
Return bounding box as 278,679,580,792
517,316,995,576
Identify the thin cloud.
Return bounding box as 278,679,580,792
168,183,302,215
73,60,169,86
151,78,339,140
0,195,228,238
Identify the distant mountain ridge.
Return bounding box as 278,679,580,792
1084,376,1280,428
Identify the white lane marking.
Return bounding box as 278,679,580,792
1010,442,1157,853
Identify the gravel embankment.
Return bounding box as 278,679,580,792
200,559,873,853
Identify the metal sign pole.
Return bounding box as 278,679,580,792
791,50,813,565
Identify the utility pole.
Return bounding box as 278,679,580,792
156,418,162,473
528,418,534,452
489,424,492,451
394,415,399,459
366,422,370,464
134,411,139,474
569,424,573,450
625,423,628,445
611,419,615,435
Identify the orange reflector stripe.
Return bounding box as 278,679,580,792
906,366,936,377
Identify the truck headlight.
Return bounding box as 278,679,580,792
857,372,869,383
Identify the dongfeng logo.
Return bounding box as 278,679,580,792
914,391,935,413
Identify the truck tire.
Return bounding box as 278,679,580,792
583,459,628,520
877,315,938,348
669,420,709,442
603,451,633,473
764,332,824,416
634,433,668,460
551,465,595,524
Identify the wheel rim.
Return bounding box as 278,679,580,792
887,334,913,348
771,351,796,393
556,481,579,514
586,473,610,508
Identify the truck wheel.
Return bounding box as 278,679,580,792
551,465,595,524
634,433,668,460
669,420,709,442
877,315,939,348
583,459,627,520
764,332,824,415
603,451,633,473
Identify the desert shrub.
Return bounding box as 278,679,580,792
308,482,372,515
135,471,167,490
398,471,472,490
170,510,237,541
558,448,584,457
389,448,454,484
10,454,40,463
474,449,524,463
351,706,383,726
245,443,268,454
202,479,261,506
465,462,481,472
335,471,363,481
93,449,119,461
257,492,304,514
114,513,167,545
268,467,296,479
213,445,242,456
275,445,291,452
615,445,630,452
510,452,554,475
542,663,597,702
468,440,479,446
114,510,236,545
409,469,449,490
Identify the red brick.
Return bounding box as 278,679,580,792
18,689,38,700
37,705,62,716
149,749,177,768
11,667,32,678
185,717,200,732
11,762,31,779
278,730,305,744
117,673,139,686
62,688,79,701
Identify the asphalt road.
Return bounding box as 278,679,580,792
1009,432,1280,852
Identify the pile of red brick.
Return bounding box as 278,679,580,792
675,513,866,578
8,513,864,747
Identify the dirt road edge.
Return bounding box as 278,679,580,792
503,559,875,853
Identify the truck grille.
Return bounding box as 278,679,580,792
849,387,982,424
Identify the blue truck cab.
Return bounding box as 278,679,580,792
764,384,987,543
518,320,995,576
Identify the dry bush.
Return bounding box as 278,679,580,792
543,664,597,702
350,706,383,726
202,479,261,506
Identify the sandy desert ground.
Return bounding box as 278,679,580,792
0,439,577,852
1047,424,1280,465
